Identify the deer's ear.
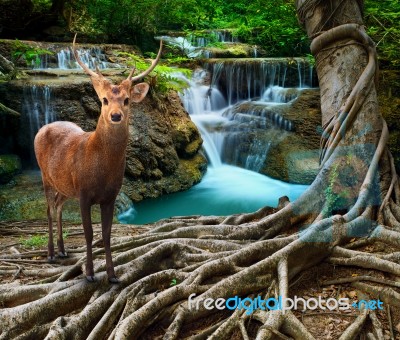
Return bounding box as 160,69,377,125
131,83,149,103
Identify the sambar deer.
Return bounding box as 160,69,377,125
34,35,162,283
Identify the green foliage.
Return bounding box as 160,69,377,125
170,278,178,286
26,0,399,66
120,52,191,94
20,230,69,249
324,161,353,215
153,69,191,94
324,164,340,215
20,234,48,249
365,0,400,68
224,1,309,56
31,0,52,12
11,40,53,68
306,54,315,66
164,54,191,65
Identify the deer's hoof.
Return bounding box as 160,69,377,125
47,256,56,263
86,275,96,283
58,251,68,258
109,277,120,284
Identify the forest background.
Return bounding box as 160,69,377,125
1,0,399,69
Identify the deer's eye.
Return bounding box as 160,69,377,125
124,98,129,106
103,98,109,105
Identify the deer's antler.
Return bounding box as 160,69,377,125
128,40,163,82
73,33,102,78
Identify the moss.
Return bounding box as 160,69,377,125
170,117,203,157
0,154,22,184
179,153,207,184
206,46,248,58
184,138,203,156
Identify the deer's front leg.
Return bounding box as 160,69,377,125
80,197,95,282
100,201,118,283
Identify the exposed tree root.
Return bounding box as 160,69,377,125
2,190,400,339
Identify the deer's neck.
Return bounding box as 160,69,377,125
91,115,129,162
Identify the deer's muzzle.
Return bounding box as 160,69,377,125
111,113,122,122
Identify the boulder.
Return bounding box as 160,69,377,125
257,88,322,184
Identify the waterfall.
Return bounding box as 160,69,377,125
205,58,314,105
252,46,258,58
191,30,239,47
58,47,119,69
34,47,120,70
32,54,50,69
22,85,56,165
157,36,203,58
177,57,314,172
119,59,311,224
158,30,240,58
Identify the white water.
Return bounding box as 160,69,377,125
34,47,121,69
58,47,120,69
118,68,309,224
22,85,56,165
157,31,239,58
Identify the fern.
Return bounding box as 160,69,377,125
118,51,192,93
11,40,53,68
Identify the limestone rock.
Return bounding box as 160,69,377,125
261,88,321,184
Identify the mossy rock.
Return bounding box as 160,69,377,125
170,117,203,158
121,153,207,202
263,135,319,184
0,154,22,184
205,43,255,58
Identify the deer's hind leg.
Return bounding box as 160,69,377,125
43,181,56,261
55,192,68,257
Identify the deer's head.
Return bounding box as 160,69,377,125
73,35,162,126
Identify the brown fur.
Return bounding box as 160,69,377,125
35,76,149,282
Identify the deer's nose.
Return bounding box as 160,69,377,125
111,113,122,122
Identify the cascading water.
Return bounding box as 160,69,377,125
119,59,312,224
192,30,239,47
57,47,119,69
157,36,203,58
205,58,314,104
33,47,120,70
21,85,56,165
157,30,240,59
